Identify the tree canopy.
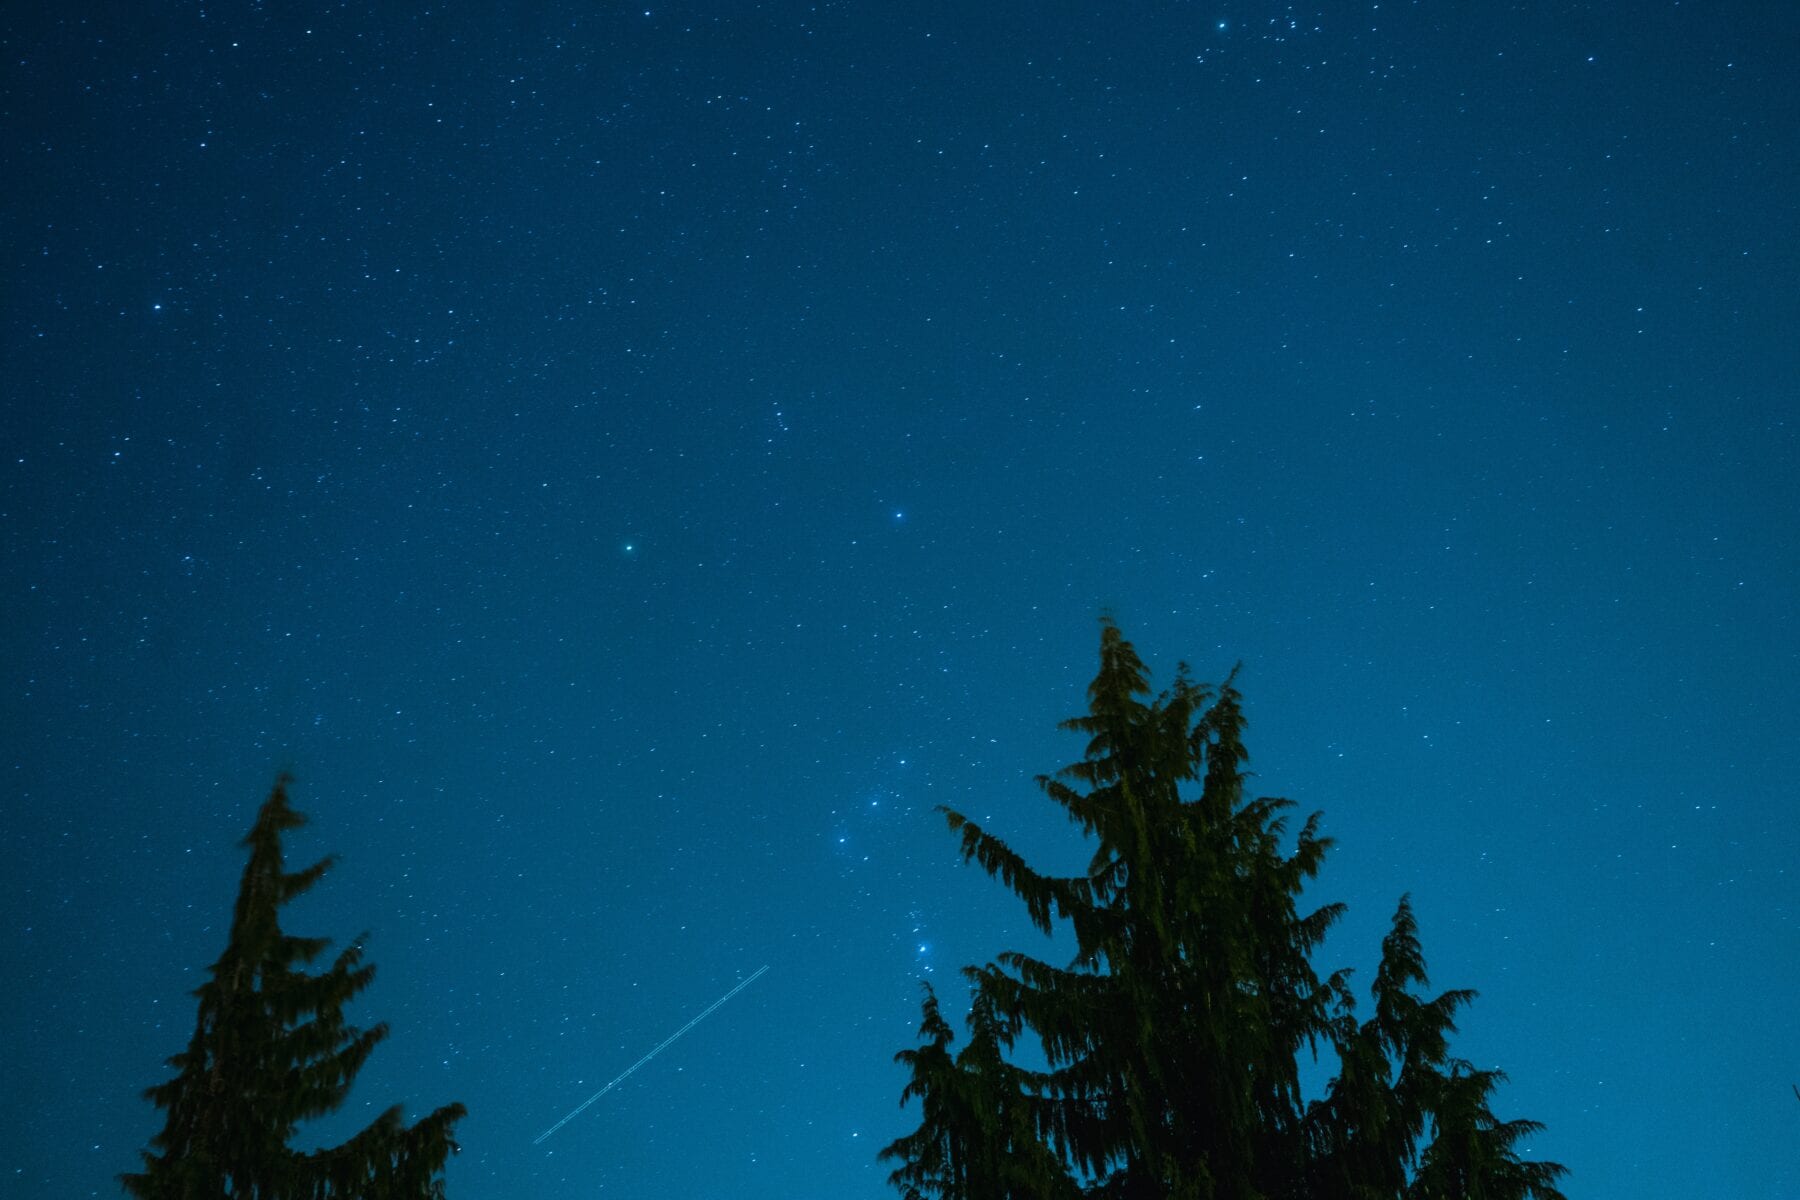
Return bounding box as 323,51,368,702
882,620,1565,1200
124,775,465,1200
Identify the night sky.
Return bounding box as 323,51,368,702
4,2,1797,1197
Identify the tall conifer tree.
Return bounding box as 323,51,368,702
123,775,465,1200
886,619,1565,1200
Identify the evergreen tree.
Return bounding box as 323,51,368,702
880,983,1080,1200
1405,1064,1566,1200
123,775,466,1200
886,619,1564,1200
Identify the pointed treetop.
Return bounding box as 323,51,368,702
124,775,465,1200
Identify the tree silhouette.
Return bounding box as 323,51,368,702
880,983,1080,1200
886,619,1565,1200
123,775,465,1199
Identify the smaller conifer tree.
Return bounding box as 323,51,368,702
123,775,465,1200
881,983,1080,1200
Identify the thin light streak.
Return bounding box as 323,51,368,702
533,964,771,1146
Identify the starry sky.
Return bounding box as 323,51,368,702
3,2,1797,1197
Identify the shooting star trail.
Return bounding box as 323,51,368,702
533,964,771,1146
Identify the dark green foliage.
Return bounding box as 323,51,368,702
880,984,1080,1200
1406,1065,1566,1200
123,776,466,1200
885,620,1565,1200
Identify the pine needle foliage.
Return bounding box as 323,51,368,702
880,984,1081,1200
122,775,466,1200
884,620,1566,1200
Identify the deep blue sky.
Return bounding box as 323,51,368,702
4,2,1797,1197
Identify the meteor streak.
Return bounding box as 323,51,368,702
533,964,771,1145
